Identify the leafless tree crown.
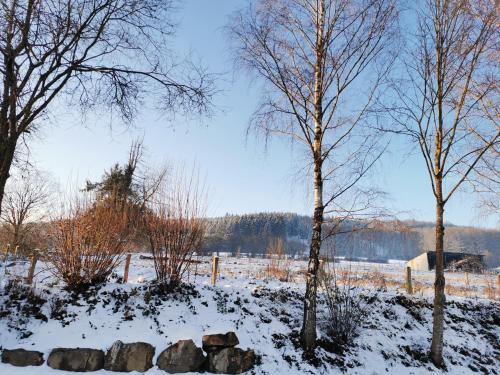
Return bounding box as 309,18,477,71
385,0,499,202
230,0,398,217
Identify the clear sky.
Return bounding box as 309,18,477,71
29,0,498,228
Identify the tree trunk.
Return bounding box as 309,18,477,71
301,0,325,353
430,197,445,366
0,138,16,216
301,154,324,352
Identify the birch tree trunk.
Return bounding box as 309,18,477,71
301,1,325,351
431,20,446,363
302,151,324,352
431,189,445,365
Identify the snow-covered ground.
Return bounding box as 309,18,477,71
0,255,498,374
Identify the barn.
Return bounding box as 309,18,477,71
407,251,485,272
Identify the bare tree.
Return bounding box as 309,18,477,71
230,0,398,351
384,0,499,366
142,169,206,290
0,0,215,215
0,170,54,252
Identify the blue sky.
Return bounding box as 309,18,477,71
29,0,497,228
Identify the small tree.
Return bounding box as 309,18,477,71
86,140,144,205
143,171,206,290
0,170,54,253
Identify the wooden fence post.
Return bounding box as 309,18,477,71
123,253,132,283
211,255,219,286
27,251,38,285
406,266,413,294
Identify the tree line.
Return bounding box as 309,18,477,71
202,213,499,266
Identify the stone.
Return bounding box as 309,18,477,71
104,340,155,372
47,348,104,372
208,347,255,374
1,348,44,367
202,332,239,353
156,339,206,373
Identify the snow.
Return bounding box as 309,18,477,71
0,255,498,374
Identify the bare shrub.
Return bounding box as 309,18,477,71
47,195,132,291
320,265,368,347
143,172,206,290
265,238,292,282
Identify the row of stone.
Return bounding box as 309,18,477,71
1,332,256,374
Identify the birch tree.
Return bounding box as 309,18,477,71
385,0,499,366
230,0,398,352
0,0,215,215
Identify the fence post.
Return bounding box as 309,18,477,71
211,255,219,286
497,274,500,292
123,253,132,283
27,251,38,285
406,266,413,294
13,245,19,260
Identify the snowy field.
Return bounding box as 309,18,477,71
0,255,498,374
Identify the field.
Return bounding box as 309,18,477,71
0,255,498,374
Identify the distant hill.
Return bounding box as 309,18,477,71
202,213,500,267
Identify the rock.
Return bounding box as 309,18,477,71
104,340,155,372
208,347,255,374
202,332,239,353
1,349,44,366
47,348,104,372
156,339,206,373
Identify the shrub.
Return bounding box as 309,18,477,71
47,195,132,291
142,173,206,290
320,266,368,347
